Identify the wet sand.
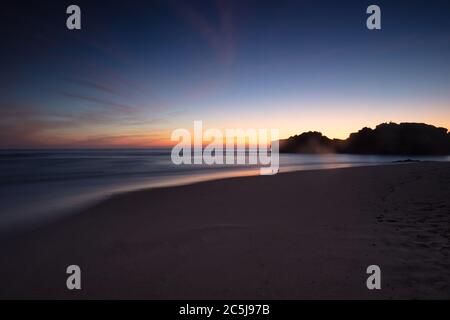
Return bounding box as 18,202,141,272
0,162,449,299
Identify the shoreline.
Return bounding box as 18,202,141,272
0,161,412,239
1,162,449,299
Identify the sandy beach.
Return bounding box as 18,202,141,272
1,162,449,299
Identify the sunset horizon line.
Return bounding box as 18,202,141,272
1,120,448,150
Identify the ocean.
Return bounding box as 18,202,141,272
1,149,448,236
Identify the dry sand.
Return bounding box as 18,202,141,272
0,162,449,299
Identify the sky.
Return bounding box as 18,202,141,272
0,0,449,148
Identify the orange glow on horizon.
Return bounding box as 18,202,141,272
5,100,449,148
24,117,449,149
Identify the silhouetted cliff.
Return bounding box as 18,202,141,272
278,131,336,153
279,122,450,155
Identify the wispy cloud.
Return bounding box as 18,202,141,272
169,0,235,65
0,102,171,148
56,90,139,113
66,132,169,148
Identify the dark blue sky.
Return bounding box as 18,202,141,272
0,0,449,147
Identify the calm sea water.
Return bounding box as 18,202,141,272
1,149,448,235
